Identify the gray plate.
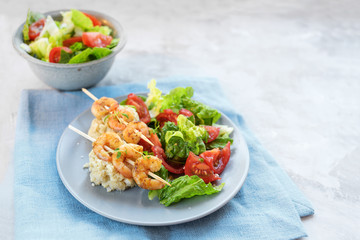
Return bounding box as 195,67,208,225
56,95,249,226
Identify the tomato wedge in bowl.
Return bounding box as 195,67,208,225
82,12,102,26
63,36,83,47
49,47,72,63
28,18,45,41
82,32,113,48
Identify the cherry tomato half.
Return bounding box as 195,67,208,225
204,125,220,143
199,141,231,175
156,109,178,127
82,12,102,26
82,32,112,48
179,108,194,117
126,93,151,124
28,18,45,41
63,36,83,47
49,47,72,63
184,152,220,183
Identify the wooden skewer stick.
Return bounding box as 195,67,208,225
82,88,98,102
81,88,154,146
69,125,95,142
68,125,171,187
68,125,116,153
148,172,170,185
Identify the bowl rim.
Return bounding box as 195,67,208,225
12,9,127,68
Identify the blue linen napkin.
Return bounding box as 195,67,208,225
14,77,314,240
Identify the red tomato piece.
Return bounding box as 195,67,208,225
63,36,83,47
179,108,194,117
138,132,161,152
126,93,151,124
49,47,72,63
200,142,231,175
149,132,162,147
184,152,220,183
82,12,102,26
156,109,178,127
82,32,112,48
204,126,220,143
152,146,166,161
152,146,184,174
199,148,220,172
28,18,45,40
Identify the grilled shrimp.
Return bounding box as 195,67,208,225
122,121,150,144
91,97,118,119
132,156,165,190
93,132,122,162
108,106,138,132
112,143,143,178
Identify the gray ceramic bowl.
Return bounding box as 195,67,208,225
13,9,126,91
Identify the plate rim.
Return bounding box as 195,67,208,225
56,94,250,226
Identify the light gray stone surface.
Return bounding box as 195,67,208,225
1,0,359,239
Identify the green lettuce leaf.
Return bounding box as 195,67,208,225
68,47,112,64
182,98,221,125
161,116,207,161
206,137,233,149
73,26,84,36
69,42,86,52
48,31,65,47
58,49,73,63
145,80,221,125
29,38,51,60
215,124,234,137
159,121,179,145
164,131,189,161
89,26,112,35
190,137,207,155
107,38,120,49
149,174,224,206
71,9,93,30
39,16,60,39
161,86,194,112
68,48,93,63
177,114,208,144
159,122,188,162
91,47,112,59
60,11,75,35
145,79,163,117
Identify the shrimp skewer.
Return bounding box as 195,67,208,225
133,156,165,190
122,121,150,144
112,143,143,178
82,88,154,146
93,132,123,162
108,105,138,132
91,97,118,119
68,125,171,187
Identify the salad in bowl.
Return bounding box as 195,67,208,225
21,9,119,64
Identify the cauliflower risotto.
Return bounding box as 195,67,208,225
83,150,136,192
